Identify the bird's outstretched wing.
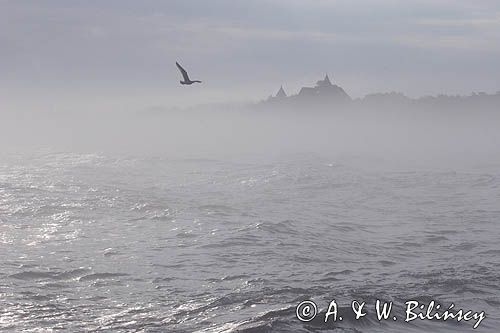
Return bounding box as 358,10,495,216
176,62,190,81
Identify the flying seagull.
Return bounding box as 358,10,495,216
176,62,202,85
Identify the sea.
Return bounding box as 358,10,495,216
1,151,499,332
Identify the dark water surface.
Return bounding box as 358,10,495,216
1,153,499,332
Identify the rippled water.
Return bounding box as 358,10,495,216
1,152,499,332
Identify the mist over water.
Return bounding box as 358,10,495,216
1,105,500,332
2,105,500,166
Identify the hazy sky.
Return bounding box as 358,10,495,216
2,0,500,109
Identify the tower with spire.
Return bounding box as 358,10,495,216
316,74,333,87
275,85,287,98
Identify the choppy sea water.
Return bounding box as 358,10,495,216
0,152,499,332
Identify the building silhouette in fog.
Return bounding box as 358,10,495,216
264,74,351,109
260,73,500,112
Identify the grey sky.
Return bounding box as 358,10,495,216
2,0,500,109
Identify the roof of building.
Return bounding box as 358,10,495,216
276,85,287,98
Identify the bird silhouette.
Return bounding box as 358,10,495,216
176,62,202,85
